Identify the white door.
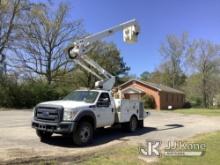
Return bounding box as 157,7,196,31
94,93,114,127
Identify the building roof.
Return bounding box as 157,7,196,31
118,79,184,94
121,86,145,94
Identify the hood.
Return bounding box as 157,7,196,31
38,100,93,109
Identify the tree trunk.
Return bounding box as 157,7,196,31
47,53,52,85
202,77,208,108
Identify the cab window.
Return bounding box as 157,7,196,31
97,93,110,107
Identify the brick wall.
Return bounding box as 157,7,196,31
160,92,185,109
118,80,185,110
119,81,161,110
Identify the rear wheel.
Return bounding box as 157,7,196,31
138,120,144,128
73,122,93,146
125,116,138,132
36,130,52,141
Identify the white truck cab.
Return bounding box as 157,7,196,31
32,89,149,146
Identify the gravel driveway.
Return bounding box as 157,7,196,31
1,110,220,164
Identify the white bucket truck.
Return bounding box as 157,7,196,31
32,19,150,146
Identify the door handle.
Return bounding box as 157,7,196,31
112,108,114,112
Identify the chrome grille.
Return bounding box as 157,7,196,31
35,105,63,122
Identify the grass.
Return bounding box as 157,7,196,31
77,131,220,165
77,144,145,165
153,131,220,165
172,108,220,116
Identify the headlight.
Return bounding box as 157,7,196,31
63,109,78,121
32,107,36,118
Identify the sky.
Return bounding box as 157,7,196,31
35,0,220,76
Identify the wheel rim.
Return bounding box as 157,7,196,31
131,117,137,131
80,126,90,143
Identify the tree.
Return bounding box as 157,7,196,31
160,33,188,88
87,42,130,87
186,40,220,107
183,74,203,107
157,62,186,88
140,71,150,81
140,68,186,89
10,2,82,84
0,0,28,75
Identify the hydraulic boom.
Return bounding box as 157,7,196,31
67,19,140,90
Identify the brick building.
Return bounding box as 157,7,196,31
116,79,185,110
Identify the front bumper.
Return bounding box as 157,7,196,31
32,120,76,134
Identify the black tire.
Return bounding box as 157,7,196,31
128,116,138,132
73,122,93,146
138,120,144,128
36,130,52,140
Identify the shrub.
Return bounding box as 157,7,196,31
182,101,192,108
0,78,73,108
189,97,202,107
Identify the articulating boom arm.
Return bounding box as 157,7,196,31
67,19,139,90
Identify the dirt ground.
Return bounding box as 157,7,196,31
1,110,220,164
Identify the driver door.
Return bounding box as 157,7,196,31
94,92,114,127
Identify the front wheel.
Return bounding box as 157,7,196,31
73,122,93,146
36,130,53,141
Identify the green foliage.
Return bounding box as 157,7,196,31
185,40,220,108
156,131,220,165
141,94,155,109
77,131,220,165
213,94,220,108
140,69,186,90
183,74,202,107
0,78,72,108
140,71,150,81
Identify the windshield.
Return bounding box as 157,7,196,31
63,91,99,103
